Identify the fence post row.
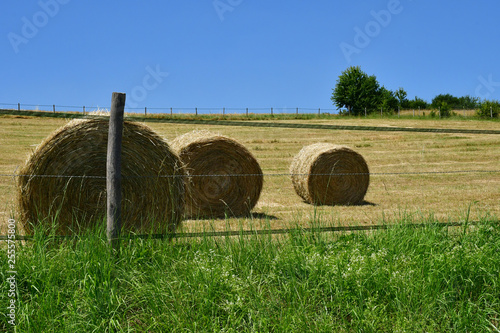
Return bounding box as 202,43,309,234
107,92,126,252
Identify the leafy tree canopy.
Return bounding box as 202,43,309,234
431,94,460,109
331,66,381,116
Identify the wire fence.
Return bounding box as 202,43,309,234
1,170,499,180
0,102,336,116
1,105,498,241
0,102,493,118
1,107,499,135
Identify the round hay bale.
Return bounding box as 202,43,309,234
17,119,185,235
290,143,369,205
171,130,263,218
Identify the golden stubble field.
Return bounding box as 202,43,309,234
0,115,499,234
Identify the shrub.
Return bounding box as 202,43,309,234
476,100,500,118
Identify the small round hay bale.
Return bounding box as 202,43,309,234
171,130,263,218
290,143,369,205
17,119,185,235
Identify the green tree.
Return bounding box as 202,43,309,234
458,95,480,109
378,86,398,113
331,66,381,116
476,100,500,118
407,96,428,109
431,94,460,109
394,87,408,108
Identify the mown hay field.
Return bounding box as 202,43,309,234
0,115,498,235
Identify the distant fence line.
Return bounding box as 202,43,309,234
0,102,336,116
0,102,491,117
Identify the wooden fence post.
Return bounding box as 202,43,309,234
170,107,173,117
107,92,126,252
296,107,298,115
195,107,198,116
145,107,147,116
271,107,273,116
18,103,20,111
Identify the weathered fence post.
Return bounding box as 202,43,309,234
53,105,56,113
398,106,400,118
318,108,321,116
223,107,225,116
83,106,86,115
170,107,173,117
271,107,273,116
491,106,493,118
145,107,147,116
107,92,126,252
246,107,248,117
364,107,367,117
18,103,20,111
296,107,298,115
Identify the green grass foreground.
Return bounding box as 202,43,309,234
2,216,500,332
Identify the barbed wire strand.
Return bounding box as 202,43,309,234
0,170,499,179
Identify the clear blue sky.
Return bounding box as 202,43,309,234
1,0,499,113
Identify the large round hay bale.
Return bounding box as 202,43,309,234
171,130,263,218
17,119,185,235
290,143,369,205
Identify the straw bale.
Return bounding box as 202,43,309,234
290,143,369,205
171,130,263,218
17,119,185,235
